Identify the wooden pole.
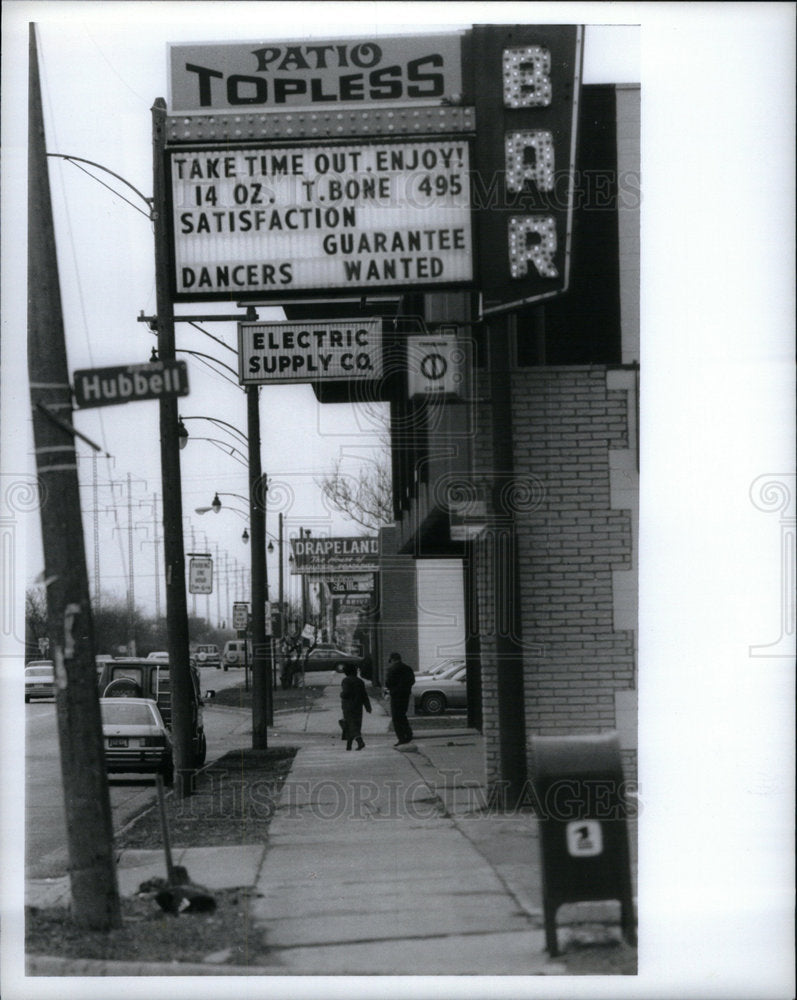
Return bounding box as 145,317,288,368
27,23,121,928
248,386,271,744
151,98,194,795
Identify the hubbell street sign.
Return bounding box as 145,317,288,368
290,536,379,574
239,318,382,384
73,360,189,409
169,140,473,299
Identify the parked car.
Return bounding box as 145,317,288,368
25,662,55,702
222,640,251,669
304,644,364,673
412,664,468,715
100,697,173,785
97,657,206,766
193,643,221,669
416,658,466,679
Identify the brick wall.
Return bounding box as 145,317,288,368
475,366,637,791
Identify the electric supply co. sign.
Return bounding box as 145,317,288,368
238,318,382,384
163,26,582,310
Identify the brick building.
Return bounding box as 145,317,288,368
385,82,640,794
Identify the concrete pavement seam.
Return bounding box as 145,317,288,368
407,742,543,923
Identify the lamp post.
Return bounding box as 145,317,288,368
267,512,285,644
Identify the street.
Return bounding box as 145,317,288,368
25,666,252,880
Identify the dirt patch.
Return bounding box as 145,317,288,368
556,931,638,975
211,683,325,712
115,747,296,849
26,887,272,967
26,747,295,965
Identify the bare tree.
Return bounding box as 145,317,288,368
317,411,393,530
317,455,393,530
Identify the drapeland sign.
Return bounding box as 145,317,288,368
163,27,582,310
289,536,379,574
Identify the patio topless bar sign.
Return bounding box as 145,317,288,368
163,26,582,310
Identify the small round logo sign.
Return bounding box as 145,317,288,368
420,353,448,381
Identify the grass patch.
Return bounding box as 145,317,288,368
211,682,325,712
27,746,297,966
26,887,272,968
115,747,297,849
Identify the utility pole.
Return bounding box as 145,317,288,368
151,98,194,795
278,512,285,641
27,23,121,929
248,385,272,742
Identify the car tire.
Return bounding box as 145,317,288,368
334,663,344,673
420,691,446,715
103,678,143,698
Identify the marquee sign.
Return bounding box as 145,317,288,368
239,318,382,384
168,34,463,113
161,26,582,311
290,536,379,574
169,140,472,299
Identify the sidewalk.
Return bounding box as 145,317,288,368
26,681,634,975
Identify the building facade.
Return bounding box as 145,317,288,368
385,82,640,792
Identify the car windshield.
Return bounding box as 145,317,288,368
26,667,52,677
109,666,143,687
421,662,464,678
101,702,157,726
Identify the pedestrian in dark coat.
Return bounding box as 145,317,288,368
384,651,415,746
340,663,371,750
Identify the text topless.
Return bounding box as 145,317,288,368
170,141,473,296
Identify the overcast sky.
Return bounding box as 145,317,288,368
3,5,644,617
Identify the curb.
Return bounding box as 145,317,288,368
26,954,278,976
